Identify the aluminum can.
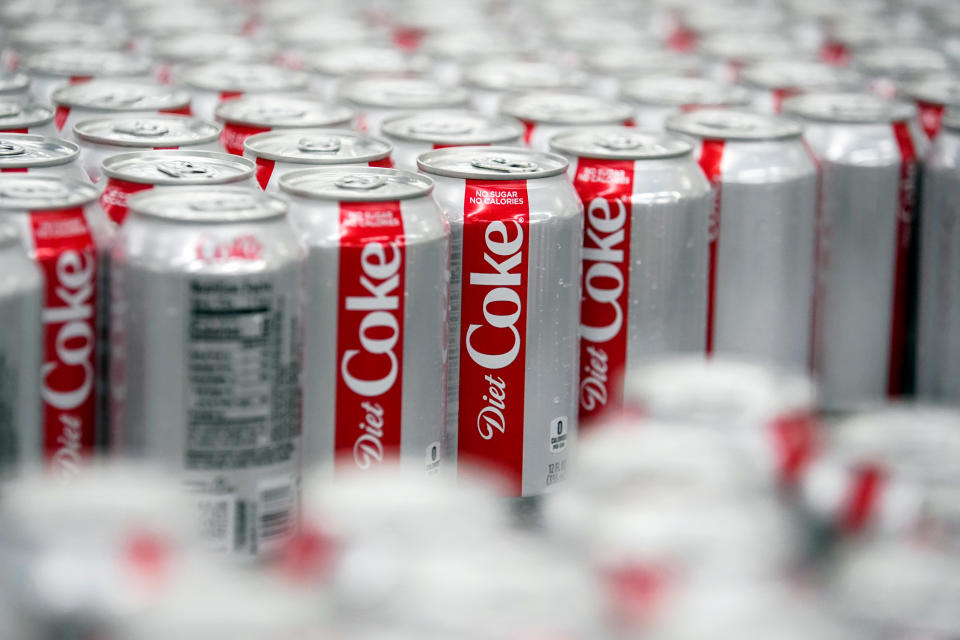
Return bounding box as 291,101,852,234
666,109,817,370
74,114,222,183
621,76,750,131
182,62,310,122
421,29,535,86
417,146,582,497
304,45,429,100
244,129,393,191
0,174,109,473
22,49,153,103
499,92,635,151
52,80,194,142
901,76,960,140
215,95,355,156
740,61,863,114
819,19,920,67
279,167,448,475
783,93,926,410
0,133,87,182
855,46,950,99
462,60,588,117
111,187,303,557
152,33,277,84
0,102,55,135
274,17,378,70
582,46,701,100
99,150,256,227
381,110,524,172
0,71,31,105
917,112,960,401
549,128,710,426
127,5,247,55
0,221,41,475
336,77,469,134
699,31,815,84
2,20,128,71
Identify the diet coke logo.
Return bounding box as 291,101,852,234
195,234,264,261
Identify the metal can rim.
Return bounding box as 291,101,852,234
128,185,287,223
0,174,97,210
666,109,802,141
101,149,256,185
278,166,434,202
243,128,392,164
380,110,525,145
417,145,568,180
549,127,693,160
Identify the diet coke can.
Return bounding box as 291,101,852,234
2,20,128,71
111,187,303,557
336,76,469,134
783,93,926,409
549,128,711,426
621,76,750,131
0,174,109,473
582,45,701,99
278,167,448,475
215,94,355,156
417,146,582,497
699,31,814,84
304,45,430,101
740,60,863,114
666,109,818,370
0,133,88,182
855,46,950,99
0,221,41,475
22,49,153,103
99,150,256,226
0,102,56,135
152,33,278,85
52,80,194,142
901,76,960,139
380,110,524,171
499,92,635,151
462,60,588,117
244,129,393,191
421,29,535,86
73,114,222,183
917,110,960,402
182,62,310,121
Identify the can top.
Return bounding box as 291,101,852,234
827,19,911,49
417,146,568,180
22,48,152,79
901,76,960,108
549,127,693,160
275,16,376,50
381,110,524,145
583,46,700,77
0,174,96,210
130,4,246,39
74,115,221,148
153,32,277,65
666,109,802,141
856,46,949,79
553,19,651,50
0,71,29,95
782,92,916,123
215,95,354,128
0,102,53,129
421,29,532,62
279,166,433,201
305,45,429,78
463,60,587,93
52,80,192,112
128,186,287,223
700,31,811,62
243,129,391,164
684,4,785,33
8,19,127,53
102,150,255,186
183,63,309,94
0,133,78,168
337,77,468,109
500,92,634,125
621,75,750,108
740,60,862,92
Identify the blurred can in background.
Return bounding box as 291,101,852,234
181,63,310,122
279,167,448,476
462,60,588,117
418,146,581,497
901,76,960,140
499,92,635,151
784,93,926,410
22,48,153,103
0,102,56,135
582,46,701,100
0,71,32,105
0,133,87,182
152,33,278,85
855,46,949,100
336,76,469,134
621,76,750,131
740,60,862,114
666,109,817,371
110,188,303,557
304,45,429,101
550,128,710,426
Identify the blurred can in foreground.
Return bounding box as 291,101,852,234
900,76,960,140
620,75,750,131
0,133,87,182
336,77,468,134
784,93,926,410
110,188,303,557
418,146,581,497
550,128,710,426
740,60,862,114
0,102,56,136
279,167,448,475
181,62,309,122
499,92,635,151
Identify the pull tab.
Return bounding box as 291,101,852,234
157,160,212,178
189,194,256,212
595,133,645,151
113,120,170,137
470,155,538,173
409,120,474,136
0,140,26,156
0,104,21,118
249,105,307,121
298,136,341,153
96,89,148,107
697,112,758,133
335,174,387,190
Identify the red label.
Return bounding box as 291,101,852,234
54,105,70,131
841,464,885,533
69,75,93,85
220,122,270,156
100,178,153,226
0,167,27,172
219,90,244,103
254,156,275,190
29,207,98,471
457,180,530,495
819,41,849,66
572,157,634,427
916,100,945,140
433,143,490,150
887,121,917,397
771,87,800,114
770,411,818,484
334,201,406,471
159,104,192,116
666,24,697,52
520,119,535,145
367,156,394,168
697,140,725,355
0,128,28,134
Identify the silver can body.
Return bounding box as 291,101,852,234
110,190,303,557
918,122,960,401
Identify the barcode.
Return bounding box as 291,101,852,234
257,478,296,553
